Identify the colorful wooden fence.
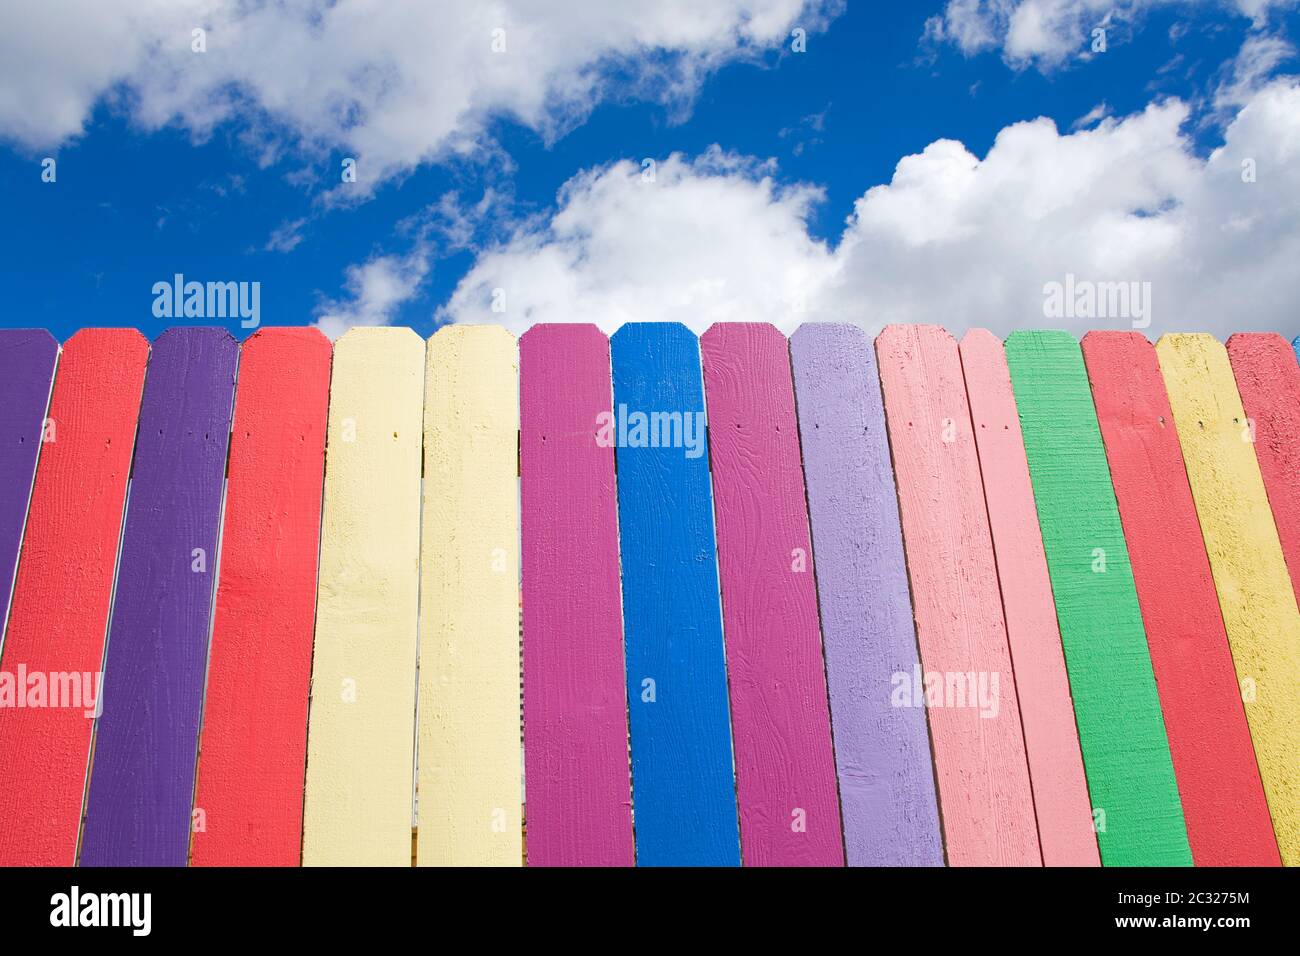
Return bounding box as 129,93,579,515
0,322,1295,868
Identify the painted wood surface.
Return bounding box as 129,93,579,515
1082,332,1279,866
876,325,1039,867
1156,333,1300,866
418,326,522,867
959,329,1099,868
191,328,331,867
520,324,634,867
0,329,58,640
1004,330,1190,867
788,323,942,867
80,328,238,867
610,322,741,867
302,328,423,867
1226,333,1300,608
0,330,148,866
700,322,843,867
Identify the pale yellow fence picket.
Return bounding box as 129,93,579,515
303,327,425,866
417,326,522,866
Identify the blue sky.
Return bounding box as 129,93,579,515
2,1,1298,342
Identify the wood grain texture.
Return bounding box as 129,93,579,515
0,329,58,641
700,322,844,867
520,324,634,867
418,325,522,867
1082,332,1279,866
876,325,1040,867
610,322,741,867
1004,330,1191,867
788,322,943,867
302,327,423,867
1156,333,1300,865
0,330,148,866
80,328,238,867
191,328,332,867
959,329,1099,867
1227,333,1300,608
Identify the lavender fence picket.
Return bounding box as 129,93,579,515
789,323,943,866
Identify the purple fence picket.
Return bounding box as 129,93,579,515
789,323,943,866
520,324,635,866
80,328,238,867
0,330,58,640
701,322,844,866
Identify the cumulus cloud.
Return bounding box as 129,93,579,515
441,148,836,331
0,0,837,190
923,0,1296,69
441,79,1300,339
314,247,430,339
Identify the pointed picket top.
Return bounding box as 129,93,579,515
62,327,149,353
520,322,608,348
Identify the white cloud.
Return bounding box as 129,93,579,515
440,148,836,331
441,78,1300,340
924,0,1297,69
1213,31,1297,112
264,217,308,253
0,0,837,189
314,247,430,339
1071,101,1113,128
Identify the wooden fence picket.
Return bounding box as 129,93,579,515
1157,333,1300,866
418,326,522,867
80,328,238,866
1081,332,1279,866
520,324,634,866
700,322,843,867
0,329,58,641
301,327,424,867
876,324,1040,867
959,329,1099,867
1004,330,1190,867
610,322,741,866
191,328,332,867
0,330,148,865
788,323,942,867
1225,333,1300,608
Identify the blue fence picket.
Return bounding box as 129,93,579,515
610,322,741,866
